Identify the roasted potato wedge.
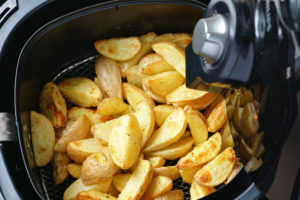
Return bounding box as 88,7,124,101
53,152,70,184
58,77,102,107
239,89,253,106
194,147,236,187
127,153,144,172
112,173,132,192
190,179,215,200
39,82,67,128
152,33,192,49
120,32,157,77
220,121,234,151
139,53,174,75
97,97,129,116
144,108,187,152
204,95,227,132
244,156,258,172
126,65,149,88
108,114,142,169
255,144,265,158
238,137,254,161
154,105,175,126
90,118,117,145
152,41,185,77
123,83,155,109
94,37,141,61
95,56,122,98
30,111,55,166
180,165,203,184
67,163,82,179
145,136,193,160
154,190,184,200
142,176,173,200
68,107,111,125
56,120,75,138
63,177,112,200
184,106,208,145
177,133,222,169
146,156,165,168
107,184,119,197
225,162,242,184
81,149,119,185
240,102,259,137
77,191,117,200
67,138,105,163
142,71,185,103
118,160,153,200
153,166,180,181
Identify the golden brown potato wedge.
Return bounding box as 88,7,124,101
58,77,102,107
179,165,203,184
68,107,111,125
220,121,234,151
107,184,119,197
226,104,234,120
153,190,184,200
177,133,222,170
123,83,155,109
120,32,157,77
53,152,70,184
184,106,208,145
118,160,153,200
232,97,243,131
139,53,174,75
67,138,106,163
54,115,90,152
146,156,165,168
67,163,82,179
77,190,117,200
194,147,236,187
240,102,259,137
239,89,253,106
63,177,112,200
126,65,149,88
39,82,67,128
97,97,129,116
190,179,216,200
142,176,173,200
145,136,193,160
81,149,119,185
112,173,132,192
95,56,122,98
152,41,185,77
90,118,118,145
30,111,55,166
154,105,175,126
142,71,185,103
56,120,75,138
152,33,192,49
204,95,227,132
153,166,180,181
108,114,142,169
144,108,187,153
225,162,242,184
94,37,141,61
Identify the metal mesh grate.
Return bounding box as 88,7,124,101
39,55,192,200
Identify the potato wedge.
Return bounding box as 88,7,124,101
90,118,118,145
251,131,264,155
154,190,184,200
251,158,263,172
177,133,222,169
39,82,67,128
123,83,155,109
153,166,180,181
58,77,101,107
154,105,175,126
146,157,165,168
118,160,153,200
152,33,192,49
126,65,149,88
30,111,55,166
132,101,155,147
238,137,253,161
95,56,122,98
94,37,141,61
152,41,185,77
225,162,242,184
204,95,227,132
244,156,258,172
144,108,187,152
112,173,132,192
239,89,253,106
220,121,234,150
255,144,265,158
81,149,119,185
240,102,259,137
184,106,208,145
127,153,144,172
194,147,236,187
77,191,117,200
109,114,142,169
108,184,119,197
232,97,243,131
97,97,128,116
142,176,173,200
145,136,193,160
53,152,70,184
67,163,82,178
67,138,105,163
190,179,215,200
54,115,90,152
142,71,185,103
63,177,112,200
139,53,174,75
120,32,157,77
68,107,111,125
56,120,75,138
180,165,203,184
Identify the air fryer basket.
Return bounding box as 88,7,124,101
14,0,297,199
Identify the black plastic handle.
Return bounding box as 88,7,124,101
0,0,17,26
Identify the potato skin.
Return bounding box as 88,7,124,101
53,152,70,184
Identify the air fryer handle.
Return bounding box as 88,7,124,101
235,183,268,200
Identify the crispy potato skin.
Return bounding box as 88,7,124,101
67,163,81,179
53,152,70,184
190,179,215,200
153,166,180,181
153,190,184,200
77,190,117,200
142,176,173,200
97,97,128,116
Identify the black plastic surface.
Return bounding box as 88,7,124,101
291,167,300,200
